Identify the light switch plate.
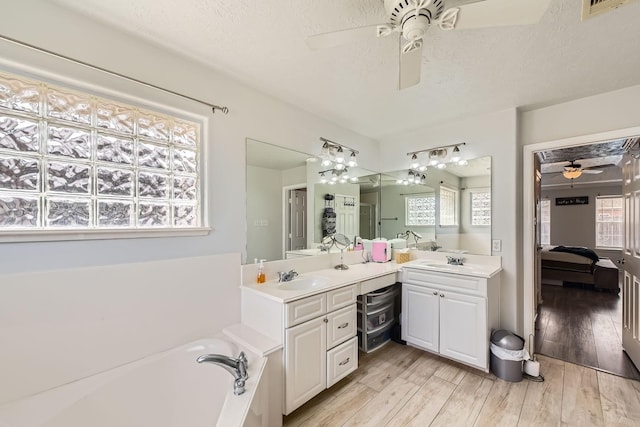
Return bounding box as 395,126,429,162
492,239,502,252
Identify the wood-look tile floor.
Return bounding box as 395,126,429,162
283,341,640,427
536,284,640,380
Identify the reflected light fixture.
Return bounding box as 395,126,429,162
410,153,420,169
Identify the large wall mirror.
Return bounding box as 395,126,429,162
246,138,492,262
379,156,492,255
246,138,379,264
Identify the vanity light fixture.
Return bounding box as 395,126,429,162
318,166,355,185
407,143,467,169
318,137,359,170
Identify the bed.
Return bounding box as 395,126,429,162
540,245,619,293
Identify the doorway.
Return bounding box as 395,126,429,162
523,127,640,379
284,186,307,253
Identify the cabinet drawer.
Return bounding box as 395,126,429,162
326,336,358,387
402,268,485,295
326,284,357,311
359,273,397,294
286,293,327,328
327,304,357,349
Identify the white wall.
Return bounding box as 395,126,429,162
0,253,240,404
246,165,283,262
379,109,520,332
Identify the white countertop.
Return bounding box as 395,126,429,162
241,256,501,303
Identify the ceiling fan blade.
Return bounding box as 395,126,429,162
399,39,423,90
582,169,604,174
453,0,552,30
306,24,387,50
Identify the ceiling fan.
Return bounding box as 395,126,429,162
306,0,552,90
562,160,604,180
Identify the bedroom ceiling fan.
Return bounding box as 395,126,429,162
562,160,604,180
305,0,552,90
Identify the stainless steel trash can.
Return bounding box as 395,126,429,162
490,330,525,382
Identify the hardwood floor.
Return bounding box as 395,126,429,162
283,341,640,426
536,284,640,380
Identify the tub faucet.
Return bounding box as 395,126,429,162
197,352,248,395
446,256,464,266
278,269,298,282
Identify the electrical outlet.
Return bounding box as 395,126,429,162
492,239,502,252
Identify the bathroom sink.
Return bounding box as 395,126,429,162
277,275,330,291
415,262,474,272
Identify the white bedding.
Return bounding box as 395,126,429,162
540,245,594,265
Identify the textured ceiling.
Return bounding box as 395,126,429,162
53,0,640,139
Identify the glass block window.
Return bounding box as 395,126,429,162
405,194,435,226
540,199,550,245
470,190,491,226
439,186,458,226
0,71,201,232
595,195,623,249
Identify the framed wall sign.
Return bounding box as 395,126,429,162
556,196,589,206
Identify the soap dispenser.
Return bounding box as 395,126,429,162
257,259,266,284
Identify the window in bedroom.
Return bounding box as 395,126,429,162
0,71,204,240
405,194,435,226
595,195,623,249
470,189,491,226
540,198,550,245
439,186,458,226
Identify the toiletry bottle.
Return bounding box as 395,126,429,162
257,259,266,284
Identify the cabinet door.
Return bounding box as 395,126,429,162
439,291,487,370
402,284,439,353
284,316,327,415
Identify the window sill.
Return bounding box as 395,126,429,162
0,227,212,243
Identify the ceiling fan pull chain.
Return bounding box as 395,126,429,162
439,8,460,31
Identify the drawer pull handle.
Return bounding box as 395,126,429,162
324,318,328,323
338,357,350,366
440,293,445,298
338,323,349,329
433,291,438,295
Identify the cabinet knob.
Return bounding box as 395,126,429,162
433,291,438,295
323,318,328,323
338,357,350,366
338,322,349,329
440,293,445,298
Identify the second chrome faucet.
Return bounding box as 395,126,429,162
277,269,298,282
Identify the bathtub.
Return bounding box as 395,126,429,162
0,338,267,427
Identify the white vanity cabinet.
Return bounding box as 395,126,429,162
401,267,500,372
283,285,357,414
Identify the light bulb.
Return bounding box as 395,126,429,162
457,159,468,166
451,146,461,163
335,147,345,163
321,158,333,167
319,173,327,184
396,179,404,184
347,151,358,167
410,154,420,169
350,177,358,183
436,163,447,169
334,162,345,170
331,175,338,182
342,173,350,180
418,165,427,171
403,180,409,186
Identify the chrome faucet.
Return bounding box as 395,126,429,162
446,256,464,266
197,352,248,395
278,269,298,282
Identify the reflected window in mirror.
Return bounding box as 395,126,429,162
405,194,435,226
439,186,458,226
470,189,491,226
